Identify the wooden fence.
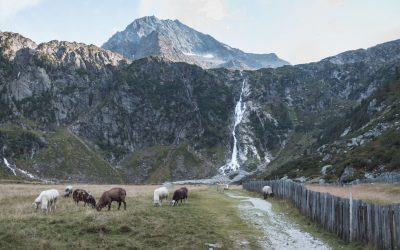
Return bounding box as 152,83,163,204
243,180,400,250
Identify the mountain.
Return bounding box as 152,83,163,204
1,30,400,184
102,16,289,70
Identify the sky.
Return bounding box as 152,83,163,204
0,0,399,64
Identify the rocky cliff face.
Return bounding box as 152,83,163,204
102,16,289,70
1,30,400,183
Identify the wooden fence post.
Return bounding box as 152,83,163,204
349,192,353,242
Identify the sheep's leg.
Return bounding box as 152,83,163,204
118,201,121,210
123,201,126,210
108,202,111,211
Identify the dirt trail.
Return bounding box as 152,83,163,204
227,193,331,250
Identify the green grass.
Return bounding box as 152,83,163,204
0,185,260,250
21,127,122,183
121,142,217,184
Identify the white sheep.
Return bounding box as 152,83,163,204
32,189,59,213
262,186,274,199
217,183,229,193
153,187,168,206
64,185,73,197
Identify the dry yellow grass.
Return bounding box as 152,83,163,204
0,183,207,219
0,184,260,249
306,183,400,204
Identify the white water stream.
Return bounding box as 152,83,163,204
219,77,247,174
3,157,37,179
3,158,16,175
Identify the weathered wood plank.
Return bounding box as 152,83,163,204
243,180,400,249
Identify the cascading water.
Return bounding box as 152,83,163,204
3,157,38,179
3,158,16,175
219,77,247,174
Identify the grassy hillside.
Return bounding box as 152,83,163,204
120,142,223,183
24,127,123,183
0,124,123,183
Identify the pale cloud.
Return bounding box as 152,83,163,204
139,0,229,21
138,0,230,34
199,0,227,20
0,0,43,21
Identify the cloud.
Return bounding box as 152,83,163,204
0,0,43,20
138,0,230,31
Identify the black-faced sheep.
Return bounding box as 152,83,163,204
170,187,188,206
64,185,73,198
262,185,274,199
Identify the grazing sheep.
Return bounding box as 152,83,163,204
217,183,229,193
262,186,274,199
32,189,59,213
180,187,188,203
170,187,188,206
96,187,126,211
64,185,73,198
85,193,96,208
72,189,95,207
153,187,169,206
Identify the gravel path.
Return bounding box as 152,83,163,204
227,193,331,250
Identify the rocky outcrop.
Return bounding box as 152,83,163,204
36,40,127,69
0,32,37,60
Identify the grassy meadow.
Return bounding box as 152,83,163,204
0,184,261,250
306,183,400,204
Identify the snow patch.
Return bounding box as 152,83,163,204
183,52,214,58
340,126,351,137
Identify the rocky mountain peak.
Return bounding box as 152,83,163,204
0,32,127,70
102,16,289,70
0,32,37,60
36,40,127,69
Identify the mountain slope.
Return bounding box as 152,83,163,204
1,30,400,184
102,16,289,70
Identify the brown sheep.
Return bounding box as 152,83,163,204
85,194,96,208
72,189,95,207
96,187,126,211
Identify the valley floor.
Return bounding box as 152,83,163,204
0,183,365,250
0,184,260,249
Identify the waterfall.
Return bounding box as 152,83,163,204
3,158,16,176
219,77,247,174
3,157,37,179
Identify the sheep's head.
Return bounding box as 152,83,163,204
31,202,38,209
87,195,96,208
95,202,104,211
170,200,176,206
